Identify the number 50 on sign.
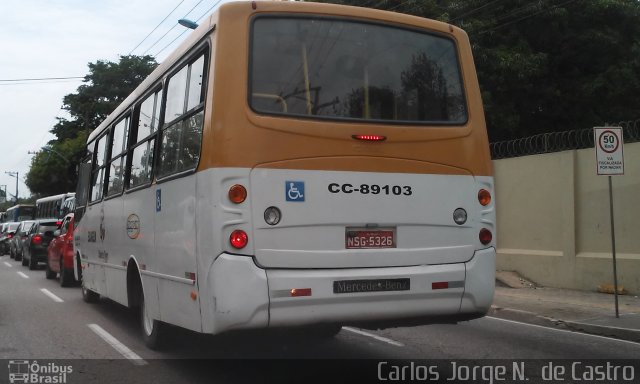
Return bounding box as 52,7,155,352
594,127,624,176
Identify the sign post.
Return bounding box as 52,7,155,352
594,127,624,318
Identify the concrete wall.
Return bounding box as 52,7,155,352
494,142,640,294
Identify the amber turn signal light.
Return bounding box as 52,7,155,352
229,184,247,204
478,189,491,206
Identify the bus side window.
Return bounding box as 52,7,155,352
157,51,207,179
107,115,130,196
128,89,161,189
90,134,108,202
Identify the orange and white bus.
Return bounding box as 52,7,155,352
75,1,495,348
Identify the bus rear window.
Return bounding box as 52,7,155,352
250,17,467,124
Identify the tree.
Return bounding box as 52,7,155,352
26,55,157,197
316,0,640,141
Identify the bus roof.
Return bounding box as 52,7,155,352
35,193,75,204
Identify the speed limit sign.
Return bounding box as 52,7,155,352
594,127,624,175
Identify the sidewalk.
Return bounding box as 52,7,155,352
490,272,640,343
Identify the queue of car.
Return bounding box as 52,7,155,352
0,213,78,287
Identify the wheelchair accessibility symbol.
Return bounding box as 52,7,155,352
286,181,305,202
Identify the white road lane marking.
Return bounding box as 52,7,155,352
487,316,640,347
88,324,147,365
17,272,29,279
343,326,405,347
4,262,11,267
40,288,64,303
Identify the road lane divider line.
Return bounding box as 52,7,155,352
17,272,29,279
40,288,64,303
87,324,147,365
487,316,640,347
4,262,12,267
343,326,405,347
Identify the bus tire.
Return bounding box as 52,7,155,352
140,289,165,350
308,324,342,338
75,255,83,285
81,283,100,303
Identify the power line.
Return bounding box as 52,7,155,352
478,0,577,34
128,0,187,55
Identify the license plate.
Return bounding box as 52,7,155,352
345,228,395,249
334,278,410,294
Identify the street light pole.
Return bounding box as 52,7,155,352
4,171,19,203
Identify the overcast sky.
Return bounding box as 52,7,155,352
0,0,234,201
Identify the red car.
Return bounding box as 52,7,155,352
46,213,77,287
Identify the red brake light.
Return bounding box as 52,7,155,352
56,220,63,226
7,233,13,239
479,229,493,245
352,134,386,142
32,235,43,246
230,230,248,249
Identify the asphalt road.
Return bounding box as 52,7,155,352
1,254,639,384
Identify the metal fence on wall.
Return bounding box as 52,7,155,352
489,119,640,159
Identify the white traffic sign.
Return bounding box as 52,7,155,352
594,127,624,175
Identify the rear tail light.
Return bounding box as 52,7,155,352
479,229,492,245
32,235,43,246
230,230,248,249
56,220,63,227
478,189,492,206
7,233,13,239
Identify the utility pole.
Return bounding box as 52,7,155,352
4,171,19,204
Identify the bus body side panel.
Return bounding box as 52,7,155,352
78,203,108,299
195,168,270,334
123,188,160,323
102,197,128,305
154,177,202,332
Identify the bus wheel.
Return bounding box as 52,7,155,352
81,283,100,303
140,290,165,350
75,255,83,285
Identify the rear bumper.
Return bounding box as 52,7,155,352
203,248,495,334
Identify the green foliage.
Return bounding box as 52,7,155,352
26,55,157,197
315,0,640,141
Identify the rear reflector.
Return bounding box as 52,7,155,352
432,282,449,290
352,134,386,142
290,288,312,297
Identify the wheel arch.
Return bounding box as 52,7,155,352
126,256,144,309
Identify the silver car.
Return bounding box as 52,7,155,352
9,220,35,261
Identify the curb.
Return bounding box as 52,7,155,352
488,306,640,344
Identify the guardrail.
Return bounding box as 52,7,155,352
489,119,640,159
